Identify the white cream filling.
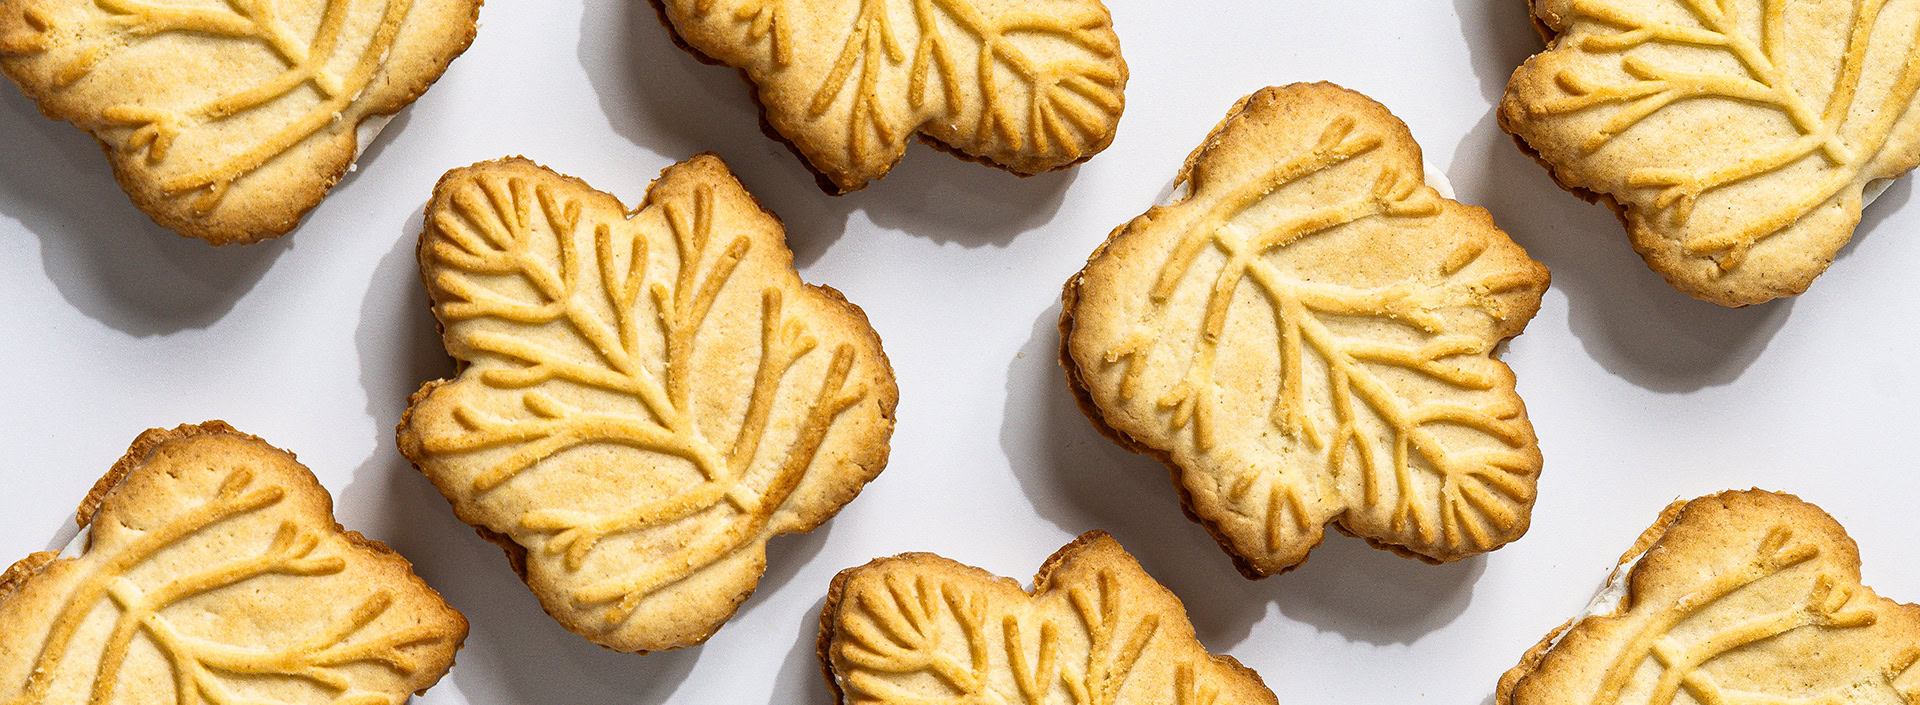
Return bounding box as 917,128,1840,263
1541,549,1647,652
341,27,401,173
347,114,395,173
1864,177,1894,207
1425,163,1455,200
1580,550,1642,618
57,524,91,559
1154,174,1191,208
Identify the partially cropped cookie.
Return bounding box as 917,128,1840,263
399,154,897,653
820,531,1278,705
1499,490,1920,705
1502,0,1920,305
653,0,1127,193
0,421,467,705
1063,83,1550,577
0,0,481,244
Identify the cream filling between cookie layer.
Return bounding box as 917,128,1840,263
347,114,395,173
1155,174,1189,208
1541,549,1647,653
342,29,400,174
58,524,91,558
1864,177,1895,207
1581,551,1642,618
1424,164,1455,200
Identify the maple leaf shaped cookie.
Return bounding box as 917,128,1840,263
820,531,1279,705
1062,83,1550,577
398,155,898,653
1499,490,1920,705
0,0,481,244
653,0,1127,193
0,421,467,705
1502,0,1920,305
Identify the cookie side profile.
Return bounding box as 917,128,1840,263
819,531,1278,705
0,421,468,705
398,154,898,652
1062,83,1549,577
653,0,1127,193
1501,0,1920,305
0,0,483,244
1498,490,1920,705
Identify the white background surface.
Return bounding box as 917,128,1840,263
4,1,1919,703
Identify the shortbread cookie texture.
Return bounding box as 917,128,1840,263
1063,83,1550,577
0,421,467,705
0,0,481,244
1502,0,1920,306
654,0,1127,193
1499,490,1920,705
821,532,1278,705
398,155,897,652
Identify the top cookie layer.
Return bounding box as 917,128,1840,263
0,0,481,244
1064,83,1549,576
1500,490,1920,705
0,421,467,705
1502,0,1920,305
398,155,897,652
820,531,1279,705
656,0,1127,193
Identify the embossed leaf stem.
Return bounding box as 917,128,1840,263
1174,663,1220,705
691,0,793,66
0,0,414,213
426,177,721,487
1105,117,1539,557
1063,571,1156,705
420,168,870,629
839,575,991,703
1530,0,1920,269
839,568,1162,705
7,471,437,705
799,0,1122,167
1587,527,1887,705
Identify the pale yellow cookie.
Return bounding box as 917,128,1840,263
0,0,482,244
1062,83,1550,577
1502,0,1920,306
820,531,1278,705
398,154,898,653
653,0,1127,193
1498,490,1920,705
0,421,467,705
